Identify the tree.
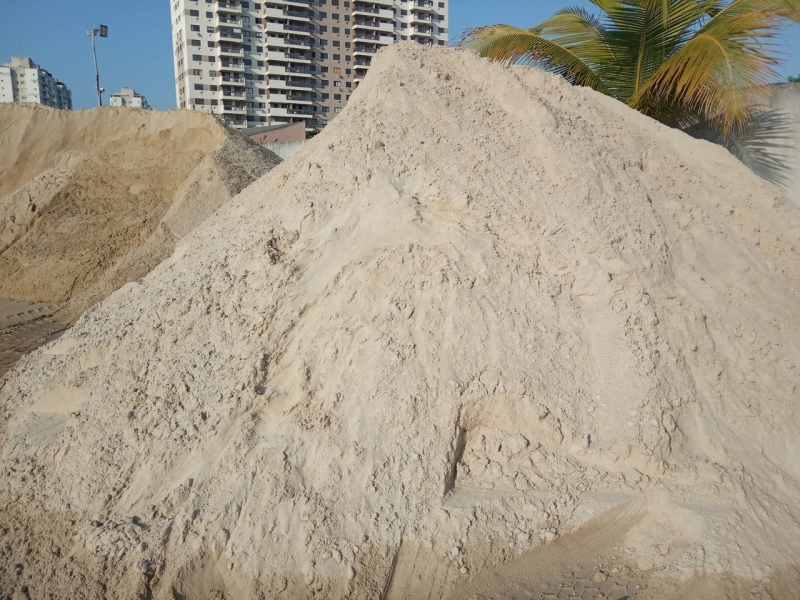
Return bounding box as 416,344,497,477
789,74,800,83
460,0,800,136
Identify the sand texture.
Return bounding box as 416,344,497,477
1,45,800,599
0,104,281,322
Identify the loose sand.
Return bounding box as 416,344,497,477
1,44,800,599
0,104,280,322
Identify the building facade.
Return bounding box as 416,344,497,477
170,0,448,129
110,87,152,109
0,57,72,110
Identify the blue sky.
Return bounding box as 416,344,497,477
1,1,798,110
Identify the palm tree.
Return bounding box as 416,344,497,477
460,0,800,136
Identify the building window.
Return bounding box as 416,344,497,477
191,25,200,31
334,80,341,87
189,9,199,16
334,107,341,113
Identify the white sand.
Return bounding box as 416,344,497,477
1,44,799,599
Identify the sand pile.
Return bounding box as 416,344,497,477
0,104,280,322
2,44,800,599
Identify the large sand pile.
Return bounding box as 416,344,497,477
0,104,280,322
2,44,800,599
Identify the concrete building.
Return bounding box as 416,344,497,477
0,57,72,110
170,0,449,129
244,120,305,144
109,87,152,109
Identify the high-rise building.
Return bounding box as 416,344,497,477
110,87,152,109
170,0,448,129
0,57,73,110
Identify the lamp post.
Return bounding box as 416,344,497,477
87,25,108,107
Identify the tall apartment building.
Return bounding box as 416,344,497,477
170,0,448,129
110,87,152,109
0,57,72,110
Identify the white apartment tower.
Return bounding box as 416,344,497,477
170,0,448,129
0,57,72,110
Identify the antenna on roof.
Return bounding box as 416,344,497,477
87,25,109,107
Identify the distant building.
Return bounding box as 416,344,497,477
0,56,72,110
169,0,449,130
109,87,151,109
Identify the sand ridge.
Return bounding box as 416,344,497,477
0,104,281,322
1,44,799,599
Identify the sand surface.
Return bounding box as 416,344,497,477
0,299,66,378
1,44,800,599
0,104,280,322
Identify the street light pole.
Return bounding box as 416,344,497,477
87,25,108,107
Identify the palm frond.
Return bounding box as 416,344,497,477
459,25,610,93
635,8,784,135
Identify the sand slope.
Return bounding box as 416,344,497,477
0,104,280,321
1,45,799,599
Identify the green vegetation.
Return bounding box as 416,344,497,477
460,0,800,136
789,74,800,83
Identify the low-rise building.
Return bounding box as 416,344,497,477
109,87,152,109
243,121,305,144
0,56,72,110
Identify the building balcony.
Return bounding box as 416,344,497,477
353,20,394,33
286,94,312,104
265,7,312,21
220,62,245,72
221,104,246,114
265,22,311,35
214,29,244,43
353,47,379,57
270,93,313,104
410,0,434,10
218,46,244,57
221,90,246,98
353,6,394,19
287,66,313,76
354,32,392,45
218,17,242,25
266,36,312,49
221,75,246,86
216,1,242,14
285,79,313,89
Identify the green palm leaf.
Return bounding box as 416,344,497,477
459,0,800,138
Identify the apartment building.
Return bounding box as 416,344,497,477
0,57,72,110
110,87,152,109
170,0,448,129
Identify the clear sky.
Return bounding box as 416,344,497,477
1,1,798,111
